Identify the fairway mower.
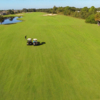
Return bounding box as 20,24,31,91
27,38,33,45
33,38,40,46
27,38,40,46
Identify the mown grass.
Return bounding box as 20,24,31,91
0,12,100,100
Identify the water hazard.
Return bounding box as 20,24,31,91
0,16,22,25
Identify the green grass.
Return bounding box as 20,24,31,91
0,12,100,100
3,13,24,17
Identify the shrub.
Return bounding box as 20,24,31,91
85,14,97,24
0,16,4,24
95,13,100,21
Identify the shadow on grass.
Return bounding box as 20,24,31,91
37,42,46,46
4,23,17,25
27,42,46,46
4,20,24,25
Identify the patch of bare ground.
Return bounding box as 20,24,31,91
43,14,57,16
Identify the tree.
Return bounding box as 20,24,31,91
89,6,96,14
52,6,57,14
96,7,100,11
76,8,81,11
79,7,90,19
22,8,28,12
7,10,14,14
57,7,64,13
73,12,80,18
64,6,71,15
71,7,76,12
95,13,100,21
95,13,100,25
17,10,21,13
85,14,97,24
0,16,4,24
32,9,36,12
81,7,89,12
64,6,76,16
48,9,52,13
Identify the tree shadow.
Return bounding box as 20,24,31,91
0,16,23,25
4,23,17,25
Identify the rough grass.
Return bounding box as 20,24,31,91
0,12,100,100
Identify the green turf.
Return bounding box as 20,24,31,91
0,12,100,100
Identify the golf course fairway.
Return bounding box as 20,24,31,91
0,12,100,100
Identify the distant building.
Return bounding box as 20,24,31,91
0,11,8,15
97,11,100,13
75,11,80,12
14,10,18,13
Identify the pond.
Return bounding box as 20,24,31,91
0,16,22,25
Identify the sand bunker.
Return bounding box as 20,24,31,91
16,14,23,16
43,14,57,16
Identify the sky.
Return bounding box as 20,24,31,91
0,0,100,10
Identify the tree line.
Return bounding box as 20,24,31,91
1,6,100,24
38,6,100,24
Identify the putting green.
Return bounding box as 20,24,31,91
0,12,100,100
